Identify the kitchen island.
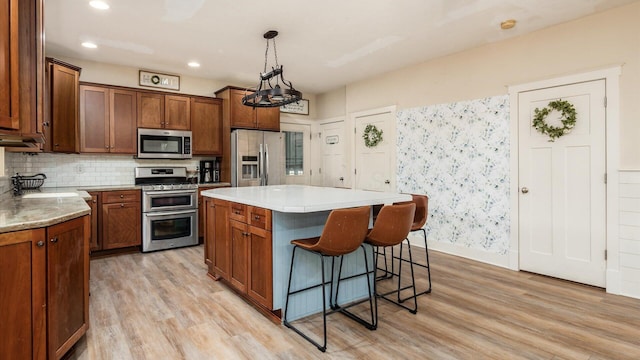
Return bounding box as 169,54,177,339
201,185,410,321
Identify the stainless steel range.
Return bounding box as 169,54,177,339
135,167,198,252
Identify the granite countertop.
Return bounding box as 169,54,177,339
0,192,91,234
201,185,411,213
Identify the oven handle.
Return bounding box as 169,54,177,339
144,209,197,217
144,190,197,196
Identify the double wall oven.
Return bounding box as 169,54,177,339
135,167,198,252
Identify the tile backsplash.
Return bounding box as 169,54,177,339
5,152,208,188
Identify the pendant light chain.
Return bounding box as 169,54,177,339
263,40,269,74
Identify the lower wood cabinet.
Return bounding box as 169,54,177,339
205,198,273,310
101,190,141,250
89,189,141,253
0,215,90,360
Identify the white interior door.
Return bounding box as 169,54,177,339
320,121,347,188
518,79,606,287
353,107,396,191
281,123,311,185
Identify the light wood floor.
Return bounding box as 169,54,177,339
67,245,640,359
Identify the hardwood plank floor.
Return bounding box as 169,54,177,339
67,245,640,359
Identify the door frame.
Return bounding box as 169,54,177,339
349,105,397,189
508,66,621,294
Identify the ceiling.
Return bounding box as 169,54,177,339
45,0,639,95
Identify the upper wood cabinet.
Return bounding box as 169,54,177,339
136,92,164,129
137,92,190,130
46,58,81,153
165,95,191,130
0,0,22,131
191,97,223,155
215,86,280,131
79,84,137,154
0,0,44,143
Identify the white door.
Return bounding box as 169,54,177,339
353,107,396,191
281,123,311,185
518,80,606,287
320,121,347,188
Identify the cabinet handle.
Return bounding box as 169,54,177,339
234,210,241,215
121,203,124,207
254,215,260,220
92,200,97,203
120,194,124,198
54,144,59,147
50,237,58,243
36,241,45,247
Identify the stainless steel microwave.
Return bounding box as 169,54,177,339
137,128,192,159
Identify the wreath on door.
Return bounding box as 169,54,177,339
532,99,577,142
363,124,383,148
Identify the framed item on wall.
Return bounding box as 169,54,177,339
280,99,309,115
139,70,180,90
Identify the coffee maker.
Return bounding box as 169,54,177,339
199,159,220,183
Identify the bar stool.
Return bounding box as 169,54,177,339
365,203,417,313
283,206,375,352
407,194,432,295
376,194,432,298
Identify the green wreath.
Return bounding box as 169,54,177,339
532,99,577,142
363,124,383,148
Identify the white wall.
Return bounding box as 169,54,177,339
619,170,640,299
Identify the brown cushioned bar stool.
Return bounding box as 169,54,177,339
365,203,418,313
283,205,376,353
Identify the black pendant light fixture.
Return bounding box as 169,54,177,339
242,30,302,108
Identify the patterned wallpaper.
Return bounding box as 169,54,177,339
396,95,510,254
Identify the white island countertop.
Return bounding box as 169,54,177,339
201,185,411,213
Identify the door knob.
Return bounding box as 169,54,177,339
339,177,344,181
384,180,390,184
521,187,529,194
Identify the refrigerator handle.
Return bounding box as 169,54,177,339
265,143,269,186
258,143,263,185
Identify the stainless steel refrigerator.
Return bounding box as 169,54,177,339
231,129,284,187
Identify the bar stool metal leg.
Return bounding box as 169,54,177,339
283,246,329,352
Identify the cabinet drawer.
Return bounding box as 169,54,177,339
102,190,140,204
249,206,271,231
229,202,247,222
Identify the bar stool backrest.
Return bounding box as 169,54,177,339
312,206,371,256
366,203,416,247
410,194,428,231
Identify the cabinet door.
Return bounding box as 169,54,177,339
165,95,190,130
109,89,137,154
247,226,273,309
46,216,89,360
50,62,79,152
0,228,46,360
256,107,280,131
229,89,256,129
102,202,141,249
211,199,230,278
137,92,164,129
229,219,248,293
0,0,20,130
88,192,100,251
79,85,109,153
191,97,223,155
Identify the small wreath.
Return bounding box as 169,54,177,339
532,99,577,142
363,124,384,148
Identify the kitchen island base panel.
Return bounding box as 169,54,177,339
272,211,374,321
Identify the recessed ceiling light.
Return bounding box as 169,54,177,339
500,19,516,30
89,1,110,10
81,42,97,49
188,62,200,68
